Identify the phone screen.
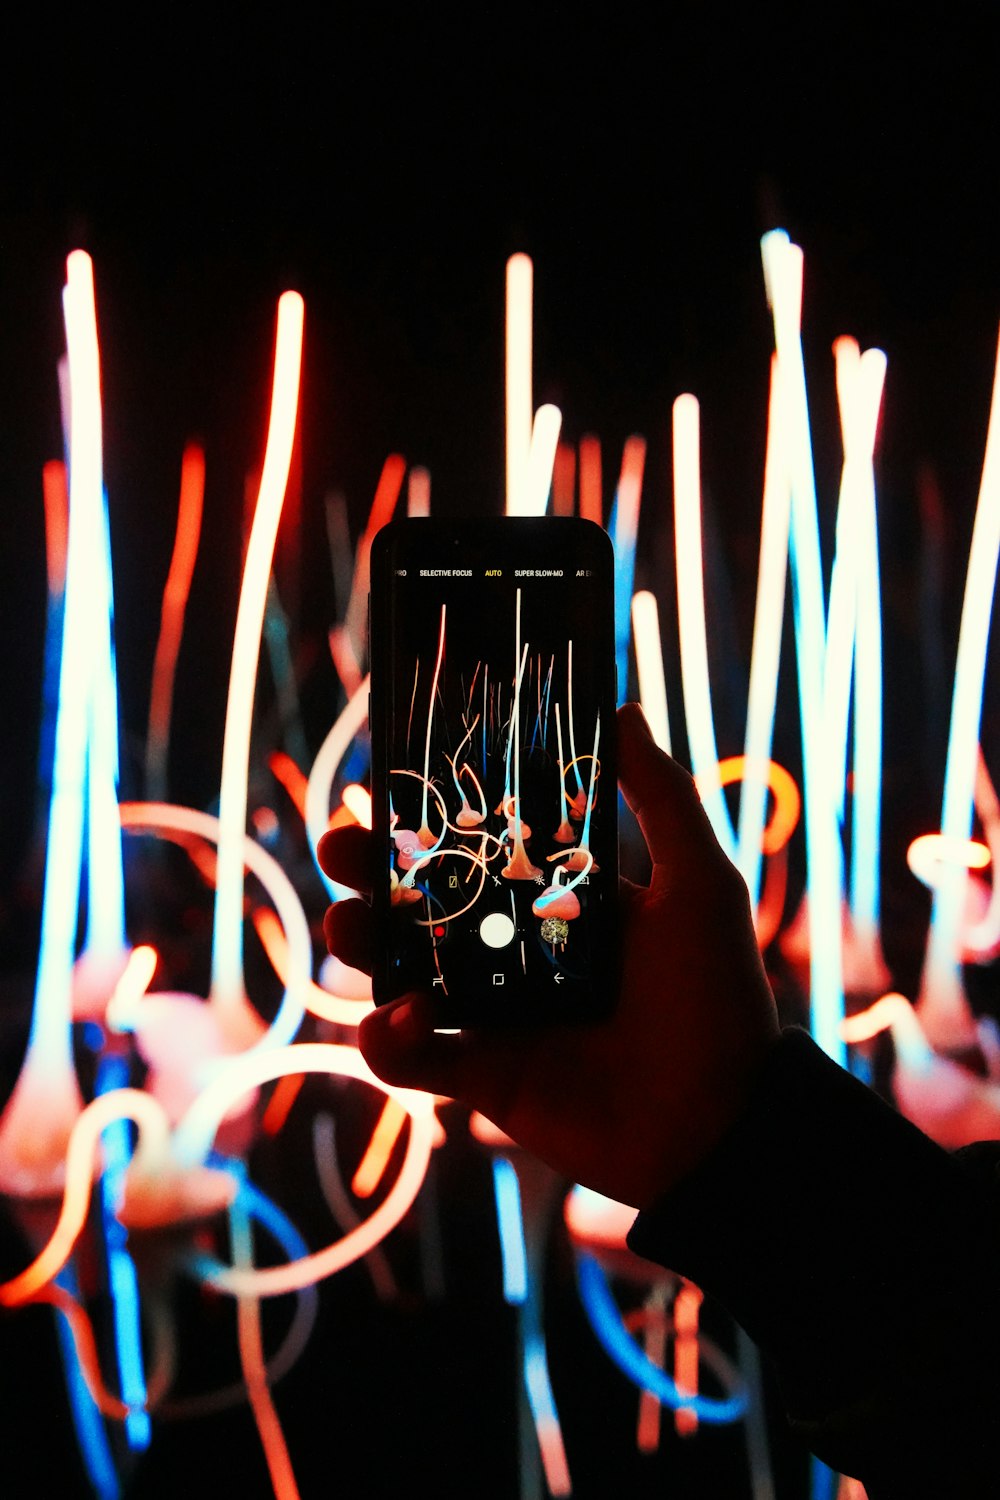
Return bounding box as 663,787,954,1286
370,518,618,1025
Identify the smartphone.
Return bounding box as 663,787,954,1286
368,516,618,1026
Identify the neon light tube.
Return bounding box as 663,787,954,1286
312,1114,398,1302
737,354,791,915
95,1051,151,1449
268,749,309,821
120,801,313,1053
230,1180,302,1500
211,290,304,1041
552,440,575,516
578,434,603,525
263,572,309,772
672,394,736,861
612,436,646,705
575,1253,746,1424
761,230,845,1063
512,403,562,517
36,461,70,811
966,751,1000,954
305,677,371,900
505,253,533,514
636,1282,669,1452
352,1098,409,1197
339,453,406,673
824,338,863,819
630,590,671,753
179,1044,435,1297
907,833,990,886
920,324,1000,1050
826,338,887,963
85,485,126,964
492,1155,529,1304
252,907,373,1026
523,1333,572,1495
0,1088,179,1306
52,1266,122,1500
42,459,70,597
163,1170,320,1417
146,442,205,801
407,464,431,517
672,1282,703,1435
0,253,106,1195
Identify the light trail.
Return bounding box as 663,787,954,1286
0,252,107,1196
552,440,576,516
761,229,845,1063
737,354,790,915
574,1253,747,1424
578,434,603,524
146,442,205,802
211,290,304,1044
919,323,1000,1050
407,464,431,516
611,435,646,705
340,452,406,670
305,676,371,900
673,394,736,861
251,905,373,1026
0,1087,211,1306
230,1178,302,1500
630,589,671,753
341,783,373,829
827,337,887,969
418,606,447,846
178,1044,435,1297
505,253,534,514
120,800,314,1053
492,1155,529,1304
513,402,563,517
351,1098,410,1197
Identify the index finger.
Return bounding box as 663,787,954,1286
616,702,725,881
317,824,376,897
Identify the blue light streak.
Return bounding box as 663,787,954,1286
491,1154,528,1304
575,1252,746,1424
610,491,637,707
762,230,845,1064
84,488,126,961
97,1052,150,1451
53,1263,121,1500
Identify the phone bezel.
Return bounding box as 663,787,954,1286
368,515,618,1025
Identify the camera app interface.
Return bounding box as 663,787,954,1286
382,531,613,1020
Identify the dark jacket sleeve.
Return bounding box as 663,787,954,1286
625,1027,1000,1498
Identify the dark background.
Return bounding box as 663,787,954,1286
0,7,999,1496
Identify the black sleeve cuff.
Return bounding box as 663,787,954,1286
626,1028,1000,1493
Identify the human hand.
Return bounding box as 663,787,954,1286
319,703,780,1210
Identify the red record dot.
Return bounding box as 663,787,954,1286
433,924,446,939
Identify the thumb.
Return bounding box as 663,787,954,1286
358,992,510,1113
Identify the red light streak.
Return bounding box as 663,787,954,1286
552,441,576,516
351,1097,410,1198
578,434,602,525
41,459,69,597
268,750,309,821
146,443,205,801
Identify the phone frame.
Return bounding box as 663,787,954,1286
368,515,618,1025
